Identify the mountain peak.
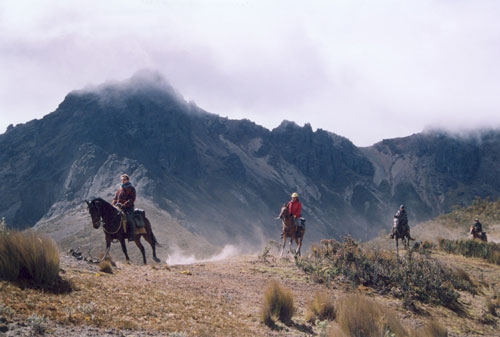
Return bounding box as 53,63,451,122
71,69,184,105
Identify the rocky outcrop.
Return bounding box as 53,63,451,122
2,71,500,254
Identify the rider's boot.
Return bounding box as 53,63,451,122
127,222,135,242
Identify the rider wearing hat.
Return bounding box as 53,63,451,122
288,192,302,229
473,218,483,233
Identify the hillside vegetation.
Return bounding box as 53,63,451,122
1,199,500,336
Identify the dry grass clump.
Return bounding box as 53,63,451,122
261,280,296,326
0,230,60,287
97,253,115,274
335,293,408,337
305,290,336,323
411,319,448,337
485,294,500,317
325,325,348,337
98,260,113,274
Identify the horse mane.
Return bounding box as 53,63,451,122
91,197,116,213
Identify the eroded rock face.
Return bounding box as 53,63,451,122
2,72,500,250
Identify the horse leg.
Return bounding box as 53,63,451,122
143,218,161,263
143,233,161,263
280,235,287,257
295,236,303,256
134,237,147,265
118,239,131,263
288,236,294,255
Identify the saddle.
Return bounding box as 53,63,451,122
118,209,146,233
134,209,145,228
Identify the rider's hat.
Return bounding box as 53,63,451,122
291,192,299,198
400,204,404,209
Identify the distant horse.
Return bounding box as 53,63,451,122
278,204,305,257
470,226,488,242
391,218,413,254
85,197,161,264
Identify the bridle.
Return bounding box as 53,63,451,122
87,199,122,235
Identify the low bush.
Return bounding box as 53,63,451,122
438,238,500,265
297,236,476,313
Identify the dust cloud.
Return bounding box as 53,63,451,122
165,244,241,266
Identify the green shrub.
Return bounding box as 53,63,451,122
261,280,296,326
438,238,500,265
297,237,475,313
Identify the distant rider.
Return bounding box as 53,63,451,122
472,218,483,233
112,173,136,241
391,204,415,240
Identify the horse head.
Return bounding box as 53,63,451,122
86,199,102,229
279,203,292,227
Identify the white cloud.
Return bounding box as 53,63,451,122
1,0,500,146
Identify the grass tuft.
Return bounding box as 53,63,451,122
0,230,61,287
412,319,448,337
98,260,113,274
305,290,336,323
261,280,295,326
336,293,407,337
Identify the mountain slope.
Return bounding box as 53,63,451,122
2,70,500,256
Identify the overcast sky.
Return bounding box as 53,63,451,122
1,0,499,146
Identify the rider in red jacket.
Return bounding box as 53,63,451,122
288,192,302,224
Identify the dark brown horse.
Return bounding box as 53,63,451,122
85,197,161,264
278,204,305,257
470,226,488,242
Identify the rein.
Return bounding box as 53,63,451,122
94,201,122,235
102,208,123,235
102,220,122,235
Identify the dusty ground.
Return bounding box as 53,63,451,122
0,246,327,337
1,240,500,337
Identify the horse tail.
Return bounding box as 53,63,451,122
143,217,162,247
150,231,161,247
